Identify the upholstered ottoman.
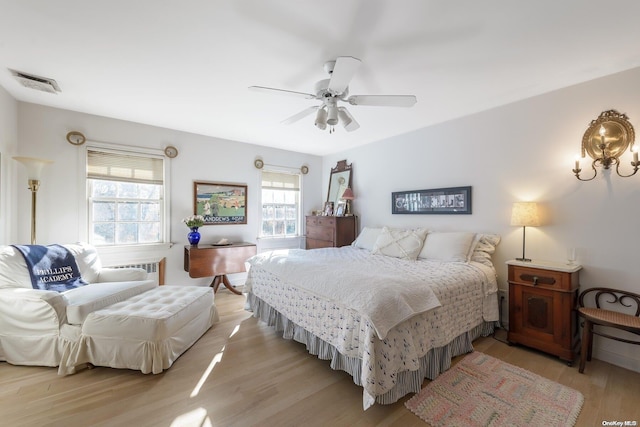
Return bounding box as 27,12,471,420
59,286,218,375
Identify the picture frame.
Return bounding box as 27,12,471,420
335,201,346,217
323,201,334,216
194,181,247,224
392,186,472,215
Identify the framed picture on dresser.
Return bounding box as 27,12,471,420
323,201,334,216
335,201,346,217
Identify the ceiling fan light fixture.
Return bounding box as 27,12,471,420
338,107,360,132
315,107,327,130
327,105,339,126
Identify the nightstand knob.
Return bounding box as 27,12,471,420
532,276,539,285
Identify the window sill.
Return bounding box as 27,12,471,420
95,242,172,255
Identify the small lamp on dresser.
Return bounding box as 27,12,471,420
341,187,355,216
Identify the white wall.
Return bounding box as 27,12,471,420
0,85,18,245
13,103,323,285
323,66,640,372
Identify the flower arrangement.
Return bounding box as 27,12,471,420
182,215,205,228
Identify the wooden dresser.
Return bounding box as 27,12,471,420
305,215,356,249
507,260,582,364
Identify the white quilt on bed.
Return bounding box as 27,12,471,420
248,248,442,339
245,246,499,409
244,247,498,409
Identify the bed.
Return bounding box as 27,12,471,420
244,227,500,409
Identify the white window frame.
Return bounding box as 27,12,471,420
82,142,171,250
259,167,303,240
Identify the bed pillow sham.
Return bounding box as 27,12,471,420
469,233,501,267
352,227,383,251
372,227,428,260
418,231,476,262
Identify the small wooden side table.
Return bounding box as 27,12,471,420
507,259,582,364
184,242,257,294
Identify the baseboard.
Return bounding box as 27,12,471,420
593,346,640,373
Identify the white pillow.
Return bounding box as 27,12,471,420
63,243,102,283
470,234,500,267
418,231,476,262
372,227,428,260
352,227,383,251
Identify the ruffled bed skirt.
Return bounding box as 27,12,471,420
246,292,496,406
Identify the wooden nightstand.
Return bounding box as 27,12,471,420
507,259,582,364
305,215,356,249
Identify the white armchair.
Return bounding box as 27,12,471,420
0,243,153,367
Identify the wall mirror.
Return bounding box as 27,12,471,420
327,160,352,208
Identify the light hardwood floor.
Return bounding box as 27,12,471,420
2,288,640,427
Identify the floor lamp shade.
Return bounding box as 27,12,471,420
511,202,539,262
13,156,53,181
13,156,53,244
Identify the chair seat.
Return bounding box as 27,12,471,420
578,287,640,373
578,307,640,330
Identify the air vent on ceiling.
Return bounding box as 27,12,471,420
9,69,61,94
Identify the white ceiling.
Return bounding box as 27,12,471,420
1,1,640,156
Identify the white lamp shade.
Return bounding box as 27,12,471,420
338,107,360,132
13,156,53,180
327,105,338,126
315,108,327,130
510,202,540,227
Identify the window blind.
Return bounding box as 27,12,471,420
261,171,300,190
87,149,163,184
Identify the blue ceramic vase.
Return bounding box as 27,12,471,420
187,227,201,246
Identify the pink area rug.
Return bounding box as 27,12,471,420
405,351,583,426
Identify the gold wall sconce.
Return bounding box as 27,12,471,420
573,110,638,181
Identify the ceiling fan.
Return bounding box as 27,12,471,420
249,56,417,133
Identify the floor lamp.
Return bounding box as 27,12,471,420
510,202,539,262
13,156,53,245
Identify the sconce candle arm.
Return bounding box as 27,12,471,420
572,163,597,181
615,159,640,178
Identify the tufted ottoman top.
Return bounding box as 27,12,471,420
82,285,214,341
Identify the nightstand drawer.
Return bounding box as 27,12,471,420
509,265,570,291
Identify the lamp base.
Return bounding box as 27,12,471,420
515,257,532,262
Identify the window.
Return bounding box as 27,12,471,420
260,170,301,238
87,148,166,246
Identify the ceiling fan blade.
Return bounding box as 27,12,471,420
327,56,361,95
338,107,360,132
249,86,316,99
281,106,319,125
347,95,417,107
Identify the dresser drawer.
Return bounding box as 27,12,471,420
307,216,336,227
509,265,572,291
307,226,334,241
306,238,334,249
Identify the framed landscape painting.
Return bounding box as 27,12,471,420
194,181,247,224
392,186,472,215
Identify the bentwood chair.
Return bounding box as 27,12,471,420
577,287,640,373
